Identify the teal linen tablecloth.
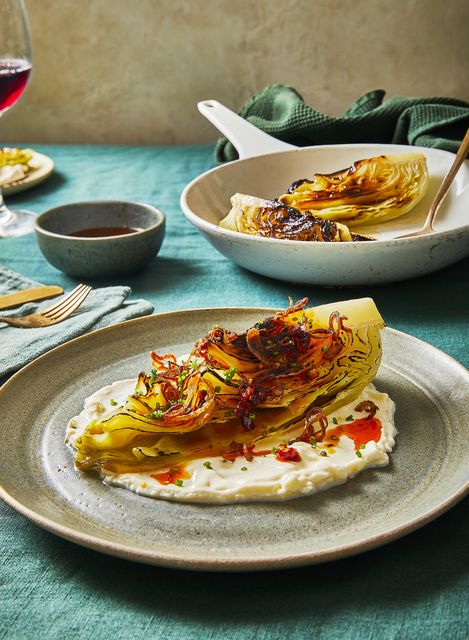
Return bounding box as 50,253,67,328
0,144,468,640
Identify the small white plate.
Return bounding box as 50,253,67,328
2,151,54,195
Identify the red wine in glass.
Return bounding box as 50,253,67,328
0,59,31,112
0,0,35,237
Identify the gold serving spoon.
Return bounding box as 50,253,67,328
396,127,469,239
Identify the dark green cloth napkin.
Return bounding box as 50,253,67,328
215,85,469,162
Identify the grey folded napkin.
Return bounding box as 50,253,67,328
0,266,154,378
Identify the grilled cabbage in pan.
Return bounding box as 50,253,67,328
218,154,428,240
219,194,363,242
279,154,428,227
73,298,384,473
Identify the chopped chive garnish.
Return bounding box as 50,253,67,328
332,417,338,425
310,437,317,448
203,461,213,470
320,451,328,457
149,368,159,383
346,415,354,421
355,451,362,458
322,346,329,353
224,367,238,383
271,446,278,454
177,370,188,385
110,399,118,406
175,479,184,487
359,444,366,450
145,409,163,420
241,467,248,471
214,385,221,393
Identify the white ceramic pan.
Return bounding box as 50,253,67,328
180,100,469,286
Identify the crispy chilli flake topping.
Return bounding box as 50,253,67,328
154,299,354,433
293,407,329,444
235,378,270,431
328,311,353,335
275,444,302,463
354,399,379,418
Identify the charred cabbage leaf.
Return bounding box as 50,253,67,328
72,298,384,473
279,154,428,227
219,193,363,242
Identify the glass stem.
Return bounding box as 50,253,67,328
0,189,15,226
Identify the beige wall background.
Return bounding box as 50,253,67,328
1,0,468,145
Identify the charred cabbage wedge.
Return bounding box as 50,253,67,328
73,298,384,473
279,153,428,227
219,194,360,241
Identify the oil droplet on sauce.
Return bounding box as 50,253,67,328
327,417,382,449
151,465,190,485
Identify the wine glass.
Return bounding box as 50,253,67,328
0,0,33,237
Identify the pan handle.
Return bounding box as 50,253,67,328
198,100,297,159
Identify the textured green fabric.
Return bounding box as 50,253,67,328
0,265,153,378
0,144,468,640
215,85,469,162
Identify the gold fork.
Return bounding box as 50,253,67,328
396,127,469,239
0,284,92,328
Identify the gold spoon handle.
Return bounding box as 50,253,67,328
423,127,469,233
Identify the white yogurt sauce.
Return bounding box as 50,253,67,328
66,379,396,503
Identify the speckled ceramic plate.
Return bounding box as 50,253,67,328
0,308,468,571
2,151,54,195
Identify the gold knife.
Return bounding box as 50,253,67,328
0,285,64,310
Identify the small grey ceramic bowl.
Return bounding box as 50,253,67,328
35,200,165,278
